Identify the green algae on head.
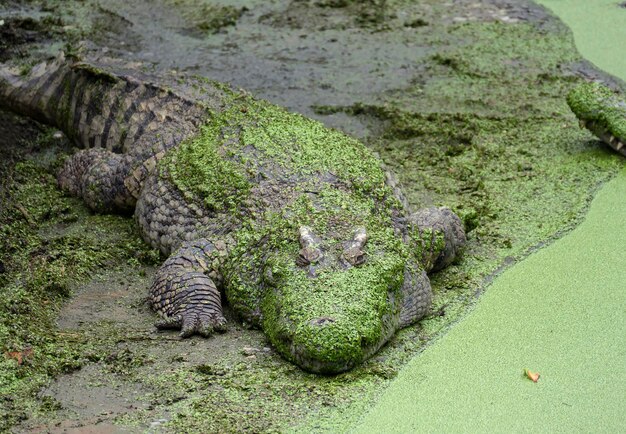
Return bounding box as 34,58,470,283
567,82,626,143
224,187,411,373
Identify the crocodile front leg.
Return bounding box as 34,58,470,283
399,263,432,328
151,238,227,337
408,207,466,272
399,207,465,326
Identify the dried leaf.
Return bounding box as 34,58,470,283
525,368,540,383
4,347,34,366
5,351,23,365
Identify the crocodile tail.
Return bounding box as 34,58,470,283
0,53,133,150
1,53,71,127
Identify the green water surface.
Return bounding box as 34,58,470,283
352,1,626,432
538,0,626,80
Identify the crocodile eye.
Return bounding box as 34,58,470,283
343,227,368,266
296,247,321,267
297,226,322,267
343,249,366,267
296,251,311,267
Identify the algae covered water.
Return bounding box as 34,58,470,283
537,0,626,80
353,1,626,431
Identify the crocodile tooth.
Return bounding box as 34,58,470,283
579,120,586,128
616,141,624,151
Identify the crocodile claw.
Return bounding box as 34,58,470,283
155,315,183,330
180,310,227,338
155,310,227,338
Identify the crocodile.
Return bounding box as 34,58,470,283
0,54,466,374
567,81,626,157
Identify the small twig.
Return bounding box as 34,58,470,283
14,203,36,227
56,332,85,340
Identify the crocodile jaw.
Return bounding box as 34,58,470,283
259,256,406,374
580,119,626,156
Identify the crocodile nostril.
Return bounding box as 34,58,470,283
361,336,369,350
310,317,335,327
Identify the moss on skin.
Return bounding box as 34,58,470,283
164,95,391,209
260,249,405,372
162,123,251,212
567,81,626,140
225,189,411,373
163,93,436,372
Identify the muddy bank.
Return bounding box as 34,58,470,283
1,0,624,432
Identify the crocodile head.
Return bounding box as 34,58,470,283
567,81,626,155
259,223,411,374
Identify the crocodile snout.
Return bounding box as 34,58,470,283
260,242,407,374
290,317,370,374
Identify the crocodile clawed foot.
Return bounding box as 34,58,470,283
155,308,227,338
180,310,227,338
409,207,466,272
155,315,183,330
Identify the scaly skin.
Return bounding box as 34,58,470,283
1,53,466,373
567,81,626,157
